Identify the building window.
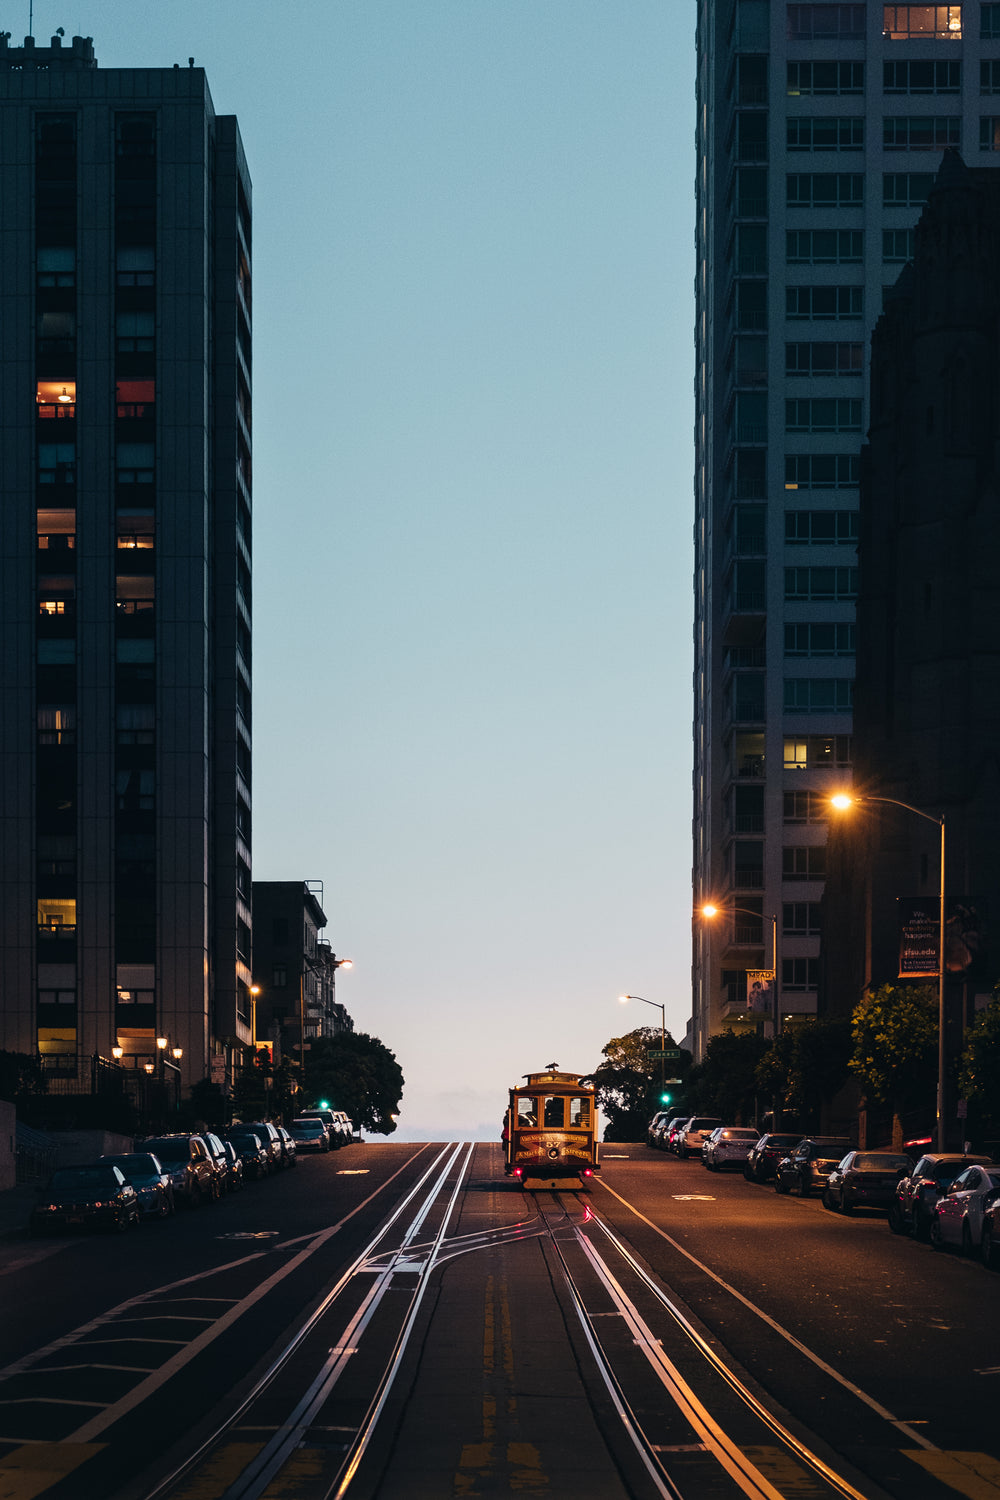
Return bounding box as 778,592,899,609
786,229,862,264
115,311,154,354
787,173,864,208
116,443,154,484
783,734,853,768
782,957,820,990
116,986,154,1006
785,622,856,656
785,509,859,543
783,677,854,711
116,768,155,812
883,227,916,262
783,902,823,936
883,172,935,207
980,117,1000,151
36,246,75,289
116,246,154,288
784,791,829,824
735,113,768,162
787,60,864,96
37,706,75,746
786,398,862,432
786,342,863,375
983,60,1000,94
272,965,287,988
986,5,1000,38
885,58,960,92
883,115,961,150
788,5,866,39
37,897,76,935
37,443,75,485
787,117,864,151
786,286,863,321
782,846,827,881
883,5,962,39
116,705,154,745
784,566,858,600
785,454,860,489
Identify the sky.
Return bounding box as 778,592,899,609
29,1,697,1138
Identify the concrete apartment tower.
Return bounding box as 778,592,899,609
0,35,253,1096
691,1,997,1057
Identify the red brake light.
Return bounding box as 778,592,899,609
583,1168,593,1177
514,1167,523,1177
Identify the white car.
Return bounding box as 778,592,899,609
677,1116,722,1159
704,1126,760,1171
931,1163,1000,1253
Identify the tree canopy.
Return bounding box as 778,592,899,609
589,1027,688,1140
958,995,1000,1139
304,1032,404,1135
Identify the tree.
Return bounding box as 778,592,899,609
589,1028,689,1141
851,983,937,1146
754,1019,852,1131
305,1033,403,1135
185,1077,230,1130
958,995,1000,1142
229,1050,301,1124
684,1029,768,1124
0,1051,47,1103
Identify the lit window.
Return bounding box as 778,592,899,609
116,511,155,549
37,509,75,551
116,379,155,419
37,898,76,933
37,706,75,746
882,5,962,40
36,380,76,419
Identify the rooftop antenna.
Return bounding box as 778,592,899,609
28,0,32,38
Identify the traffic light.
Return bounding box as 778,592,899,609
660,1091,672,1105
318,1098,331,1110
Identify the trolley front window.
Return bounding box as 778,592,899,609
569,1097,592,1127
542,1096,565,1128
515,1096,537,1127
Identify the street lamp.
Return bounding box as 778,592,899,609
831,792,947,1151
249,983,261,1053
618,993,666,1090
699,903,780,1037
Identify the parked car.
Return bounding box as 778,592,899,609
704,1127,760,1171
744,1133,803,1183
298,1109,342,1148
676,1117,723,1159
822,1151,910,1214
31,1164,140,1234
218,1141,245,1193
141,1134,221,1206
289,1118,330,1153
774,1137,851,1197
99,1151,175,1218
647,1111,671,1148
654,1112,688,1150
930,1163,1000,1253
239,1122,284,1173
203,1132,232,1191
277,1126,298,1168
888,1153,992,1240
666,1117,692,1153
980,1197,1000,1270
224,1129,270,1181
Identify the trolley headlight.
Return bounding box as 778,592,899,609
547,1147,559,1160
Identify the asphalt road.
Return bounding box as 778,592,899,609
0,1143,996,1500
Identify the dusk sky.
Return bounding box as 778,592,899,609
44,1,696,1138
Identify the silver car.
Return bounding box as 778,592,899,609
704,1127,760,1171
677,1116,723,1159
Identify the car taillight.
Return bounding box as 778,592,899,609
514,1167,523,1177
583,1168,593,1177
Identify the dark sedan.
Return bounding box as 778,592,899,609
822,1151,910,1214
99,1152,174,1218
31,1164,140,1234
224,1130,270,1181
744,1132,803,1183
888,1152,992,1240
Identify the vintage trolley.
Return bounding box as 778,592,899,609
504,1068,599,1189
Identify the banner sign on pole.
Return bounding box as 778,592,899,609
746,969,774,1014
897,897,939,978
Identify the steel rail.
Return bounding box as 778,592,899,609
146,1142,460,1500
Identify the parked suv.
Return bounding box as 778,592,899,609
889,1152,992,1240
239,1122,284,1173
774,1137,851,1197
141,1134,221,1207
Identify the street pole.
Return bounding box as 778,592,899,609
937,815,946,1152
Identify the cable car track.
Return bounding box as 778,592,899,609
536,1188,880,1500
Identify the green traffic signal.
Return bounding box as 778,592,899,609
318,1098,331,1110
660,1092,672,1105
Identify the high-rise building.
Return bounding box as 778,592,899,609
692,1,991,1057
0,34,253,1097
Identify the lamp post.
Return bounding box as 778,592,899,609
700,903,780,1038
249,984,261,1055
831,792,947,1151
618,993,666,1089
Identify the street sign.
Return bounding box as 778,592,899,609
647,1049,680,1059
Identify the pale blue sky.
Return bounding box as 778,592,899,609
37,1,696,1136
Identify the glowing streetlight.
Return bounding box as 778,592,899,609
619,993,667,1090
831,791,946,1150
699,903,779,1033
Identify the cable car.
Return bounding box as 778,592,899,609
504,1067,599,1189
